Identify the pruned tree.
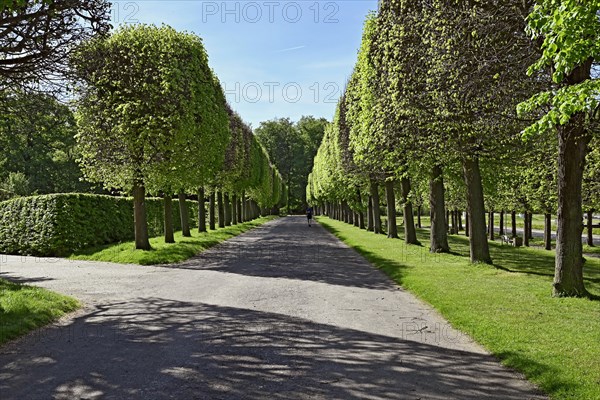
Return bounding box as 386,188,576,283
72,24,229,250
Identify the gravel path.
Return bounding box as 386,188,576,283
0,216,545,399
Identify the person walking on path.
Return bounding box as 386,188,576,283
306,206,313,227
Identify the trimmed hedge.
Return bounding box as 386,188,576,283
0,193,199,256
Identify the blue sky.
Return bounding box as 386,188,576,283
110,0,377,127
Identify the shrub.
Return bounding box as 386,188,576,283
0,193,198,256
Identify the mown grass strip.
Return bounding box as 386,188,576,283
317,216,600,400
68,216,277,265
0,279,80,345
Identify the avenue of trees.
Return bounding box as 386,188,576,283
307,0,600,298
71,24,284,250
0,2,285,252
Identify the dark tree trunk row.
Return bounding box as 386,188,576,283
511,211,517,237
385,180,398,239
488,211,494,241
587,210,595,247
370,180,382,234
209,191,216,230
164,194,174,243
178,191,191,237
232,194,238,225
224,193,231,226
133,182,151,250
217,191,225,228
401,177,419,245
544,212,552,251
198,187,206,233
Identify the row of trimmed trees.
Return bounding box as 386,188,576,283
71,24,284,250
307,1,600,297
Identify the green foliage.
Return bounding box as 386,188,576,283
246,138,275,208
255,116,326,210
0,91,90,197
0,172,30,200
0,193,198,256
0,278,80,345
518,0,600,137
72,24,230,193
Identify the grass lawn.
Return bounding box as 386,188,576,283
317,216,600,400
69,216,277,265
398,213,600,235
584,245,600,255
0,278,80,345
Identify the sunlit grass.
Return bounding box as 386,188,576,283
0,279,80,345
69,217,277,265
318,216,600,400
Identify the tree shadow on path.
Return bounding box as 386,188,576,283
158,217,400,291
0,297,548,400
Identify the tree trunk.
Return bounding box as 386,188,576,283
209,191,216,230
286,175,290,215
232,194,238,225
178,191,191,237
523,212,530,247
133,182,151,250
237,196,243,223
343,201,350,223
385,180,399,239
417,205,422,228
462,157,491,264
446,210,450,230
588,210,595,247
367,196,374,231
254,200,259,219
401,177,419,245
465,212,470,237
164,194,175,243
554,107,590,297
459,210,463,231
370,180,382,234
430,165,449,252
217,191,225,228
354,211,359,227
348,204,355,225
499,211,504,236
488,211,494,241
528,212,534,238
544,212,552,250
511,211,517,237
454,210,460,234
241,191,247,222
224,193,231,226
198,187,206,233
450,210,456,234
